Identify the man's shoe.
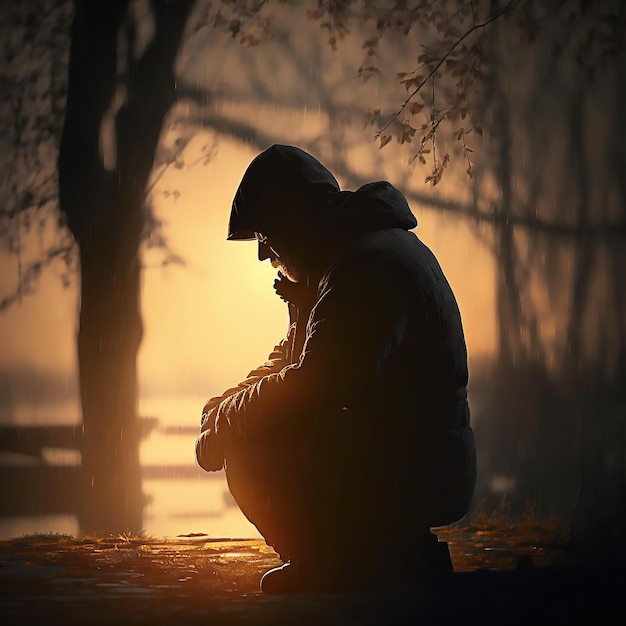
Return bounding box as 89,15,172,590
260,560,348,594
260,561,310,594
429,540,453,578
394,539,453,584
260,541,453,594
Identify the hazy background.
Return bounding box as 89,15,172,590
0,133,494,539
1,1,624,543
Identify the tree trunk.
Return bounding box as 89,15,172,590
77,219,144,534
59,0,194,535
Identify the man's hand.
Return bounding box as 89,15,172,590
195,405,225,472
274,271,300,305
274,271,317,309
274,271,317,338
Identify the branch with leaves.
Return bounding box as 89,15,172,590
0,243,75,312
374,0,521,139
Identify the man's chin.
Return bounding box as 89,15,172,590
275,265,299,283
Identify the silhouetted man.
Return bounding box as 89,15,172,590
195,145,476,593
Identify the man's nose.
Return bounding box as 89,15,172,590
258,240,275,262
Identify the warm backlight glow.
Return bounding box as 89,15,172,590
0,132,495,539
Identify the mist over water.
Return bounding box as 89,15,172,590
0,394,260,540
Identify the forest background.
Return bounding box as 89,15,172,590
0,0,624,547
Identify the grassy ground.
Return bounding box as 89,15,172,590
0,515,624,625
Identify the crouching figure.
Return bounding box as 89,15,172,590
195,145,476,594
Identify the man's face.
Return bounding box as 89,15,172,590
255,231,303,283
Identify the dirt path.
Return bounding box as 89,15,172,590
0,522,623,624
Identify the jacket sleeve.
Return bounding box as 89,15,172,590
199,325,297,432
195,325,297,472
213,255,416,438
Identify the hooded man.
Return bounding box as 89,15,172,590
195,144,476,593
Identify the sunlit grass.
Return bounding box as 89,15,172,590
13,531,76,544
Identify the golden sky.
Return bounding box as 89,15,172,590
0,132,495,426
0,115,497,541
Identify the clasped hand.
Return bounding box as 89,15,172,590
194,403,225,472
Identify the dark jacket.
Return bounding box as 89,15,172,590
201,146,476,526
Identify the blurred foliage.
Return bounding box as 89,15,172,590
2,0,625,304
0,1,74,309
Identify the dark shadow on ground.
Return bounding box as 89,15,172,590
0,523,624,625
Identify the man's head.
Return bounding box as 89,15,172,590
228,145,341,282
253,230,303,283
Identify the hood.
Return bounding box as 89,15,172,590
228,144,417,240
228,145,340,240
325,181,417,237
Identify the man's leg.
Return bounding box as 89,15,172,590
224,427,322,561
223,413,445,592
225,419,370,562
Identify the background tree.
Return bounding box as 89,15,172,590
1,0,197,535
58,0,198,535
465,4,626,543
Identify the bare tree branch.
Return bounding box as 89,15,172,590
174,109,626,240
0,243,75,312
375,0,522,138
